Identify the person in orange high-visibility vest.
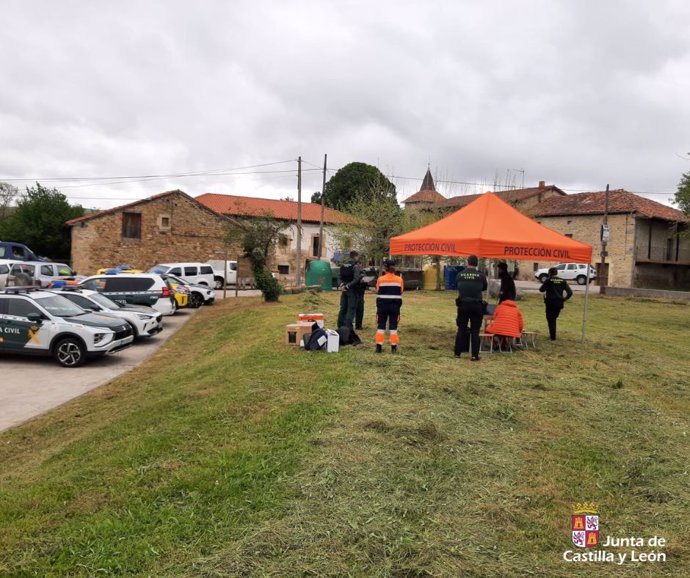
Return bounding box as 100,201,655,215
375,259,404,354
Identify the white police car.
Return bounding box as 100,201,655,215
0,287,134,367
52,287,163,339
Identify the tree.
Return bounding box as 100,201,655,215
0,183,83,259
333,194,404,266
675,172,690,215
225,211,284,302
311,162,396,210
0,182,18,220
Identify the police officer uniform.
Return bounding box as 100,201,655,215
454,261,488,360
539,269,573,340
337,252,362,330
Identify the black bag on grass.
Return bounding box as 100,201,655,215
337,326,362,346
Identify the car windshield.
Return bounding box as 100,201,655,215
90,293,121,310
149,266,170,274
35,294,87,317
166,275,189,285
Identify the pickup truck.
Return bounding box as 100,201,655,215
209,260,238,289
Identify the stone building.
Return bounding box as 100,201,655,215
533,190,689,289
195,193,353,283
67,190,237,275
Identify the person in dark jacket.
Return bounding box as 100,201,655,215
454,255,488,361
355,270,368,330
497,262,516,303
337,251,362,330
539,266,573,340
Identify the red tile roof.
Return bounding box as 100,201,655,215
195,193,354,224
442,184,566,209
533,190,687,222
65,190,233,226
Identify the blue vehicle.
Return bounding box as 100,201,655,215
0,241,39,261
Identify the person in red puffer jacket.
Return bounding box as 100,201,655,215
486,299,524,348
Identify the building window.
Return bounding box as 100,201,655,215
158,214,171,231
311,234,325,257
277,264,290,274
279,234,290,247
122,212,142,239
565,233,573,238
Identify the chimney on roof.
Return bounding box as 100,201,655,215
538,180,545,189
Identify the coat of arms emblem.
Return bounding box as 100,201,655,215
571,502,599,548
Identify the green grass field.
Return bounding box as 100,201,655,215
1,290,689,577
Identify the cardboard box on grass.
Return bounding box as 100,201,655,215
297,313,324,328
285,322,313,346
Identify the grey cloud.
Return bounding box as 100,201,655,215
1,0,688,208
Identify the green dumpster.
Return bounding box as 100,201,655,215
305,260,333,291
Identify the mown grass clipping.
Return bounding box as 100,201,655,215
1,290,689,577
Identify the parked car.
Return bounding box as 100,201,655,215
208,260,238,289
148,263,215,287
0,287,133,367
79,274,177,316
0,241,40,261
534,263,596,285
162,274,215,308
0,261,39,288
53,287,163,339
31,261,81,288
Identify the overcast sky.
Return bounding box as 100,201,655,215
2,0,689,209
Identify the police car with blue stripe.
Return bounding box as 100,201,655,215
0,287,134,367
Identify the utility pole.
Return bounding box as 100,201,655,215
318,153,327,259
600,184,610,286
296,156,302,287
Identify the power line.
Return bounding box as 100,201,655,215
0,159,297,183
315,165,676,197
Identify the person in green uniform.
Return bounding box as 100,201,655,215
337,251,362,330
454,255,488,361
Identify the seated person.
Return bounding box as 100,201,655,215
485,299,524,348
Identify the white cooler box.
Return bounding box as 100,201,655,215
326,329,340,353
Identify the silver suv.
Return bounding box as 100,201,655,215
53,288,163,339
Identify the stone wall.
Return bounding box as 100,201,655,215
70,192,238,275
526,213,636,287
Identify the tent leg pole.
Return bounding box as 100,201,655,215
581,274,590,342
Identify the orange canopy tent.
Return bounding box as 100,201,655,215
389,192,594,340
390,192,592,263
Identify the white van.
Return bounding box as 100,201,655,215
148,263,215,287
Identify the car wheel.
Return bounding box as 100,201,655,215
576,275,587,285
190,292,203,308
53,337,86,368
214,277,224,290
538,274,548,283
